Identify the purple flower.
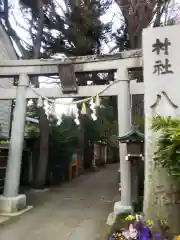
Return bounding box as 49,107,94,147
109,234,115,240
155,233,161,238
139,226,152,240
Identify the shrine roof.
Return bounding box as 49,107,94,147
118,125,144,141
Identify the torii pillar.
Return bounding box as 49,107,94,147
0,73,29,213
113,67,133,217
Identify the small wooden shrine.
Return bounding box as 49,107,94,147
118,125,144,206
118,125,144,163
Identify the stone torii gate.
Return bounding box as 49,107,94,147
0,50,143,214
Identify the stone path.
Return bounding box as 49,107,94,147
0,163,119,240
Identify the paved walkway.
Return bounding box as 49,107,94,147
0,163,119,240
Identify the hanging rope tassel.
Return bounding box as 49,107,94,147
81,102,87,115
95,95,100,107
37,97,43,107
51,102,56,113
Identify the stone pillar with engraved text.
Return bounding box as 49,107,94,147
143,25,180,233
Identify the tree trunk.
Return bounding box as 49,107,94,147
82,120,92,170
31,0,49,189
35,108,49,188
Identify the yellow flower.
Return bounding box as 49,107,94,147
147,219,153,227
160,219,167,226
176,235,180,240
125,215,136,221
113,232,121,239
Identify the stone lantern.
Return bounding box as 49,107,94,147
118,125,144,207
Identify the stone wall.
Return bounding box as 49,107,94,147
0,24,17,138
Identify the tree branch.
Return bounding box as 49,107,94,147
5,21,30,58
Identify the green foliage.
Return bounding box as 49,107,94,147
79,97,118,145
50,114,82,166
52,114,81,145
25,102,40,137
35,0,112,57
27,102,38,118
151,115,180,179
0,140,9,144
25,124,40,137
96,97,118,141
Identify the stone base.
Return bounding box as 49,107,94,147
0,194,26,214
106,201,133,238
114,201,133,216
106,201,133,227
0,206,33,217
30,188,50,193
